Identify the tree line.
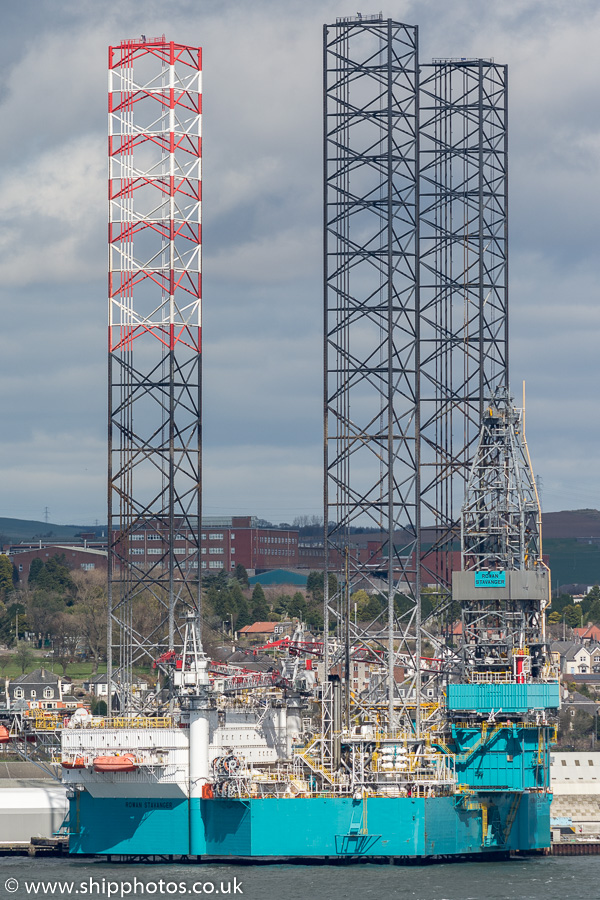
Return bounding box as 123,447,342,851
0,552,107,674
547,585,600,629
0,550,470,676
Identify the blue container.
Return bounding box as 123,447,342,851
447,682,560,713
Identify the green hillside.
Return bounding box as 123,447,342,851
544,538,600,589
0,518,105,543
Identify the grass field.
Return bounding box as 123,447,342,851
0,651,152,681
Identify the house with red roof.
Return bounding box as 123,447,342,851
238,621,293,638
573,624,600,644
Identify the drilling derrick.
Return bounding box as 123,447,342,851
454,388,549,680
446,389,558,805
107,38,202,712
462,388,541,573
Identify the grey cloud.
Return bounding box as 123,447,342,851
0,0,598,523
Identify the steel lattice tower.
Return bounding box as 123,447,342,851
419,59,508,626
323,17,508,735
107,38,202,712
324,16,422,735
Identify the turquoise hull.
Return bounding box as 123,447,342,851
68,792,551,858
66,689,557,860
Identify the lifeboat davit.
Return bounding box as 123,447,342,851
93,754,138,773
0,726,10,743
62,757,87,769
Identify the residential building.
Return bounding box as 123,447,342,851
562,690,599,718
8,668,70,706
564,645,591,676
238,621,293,639
314,661,408,696
82,674,148,698
574,624,600,644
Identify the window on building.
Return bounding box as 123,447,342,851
231,534,235,540
209,533,223,541
209,561,222,569
81,563,96,570
174,548,186,555
131,549,144,555
561,759,567,766
201,533,206,540
130,534,144,541
200,562,207,569
18,565,23,572
209,548,224,555
14,688,24,699
575,759,581,766
201,548,206,554
44,687,54,699
147,548,163,555
589,760,594,766
30,690,36,698
231,548,235,554
147,533,161,541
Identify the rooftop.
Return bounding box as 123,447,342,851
238,622,280,634
11,668,62,685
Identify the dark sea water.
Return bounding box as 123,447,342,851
0,856,595,900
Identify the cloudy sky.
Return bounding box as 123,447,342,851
0,0,598,525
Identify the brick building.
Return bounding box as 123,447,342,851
298,534,462,587
118,516,298,575
201,517,298,573
8,517,299,580
9,546,108,582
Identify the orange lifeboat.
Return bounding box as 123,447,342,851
0,726,10,744
62,757,87,769
93,754,138,773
